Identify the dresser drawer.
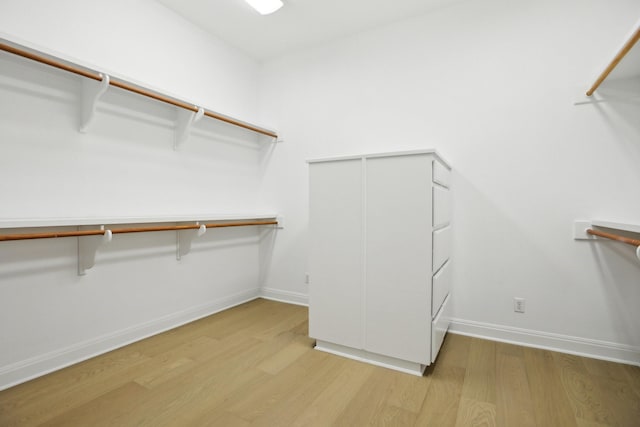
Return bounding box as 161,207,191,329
433,160,451,188
433,186,451,228
431,293,451,363
432,259,451,316
433,225,451,273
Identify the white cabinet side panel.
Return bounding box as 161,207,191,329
308,160,363,349
364,155,433,364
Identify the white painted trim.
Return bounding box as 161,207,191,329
449,318,640,366
315,340,426,376
0,288,261,391
259,287,308,306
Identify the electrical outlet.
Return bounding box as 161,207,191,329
514,297,525,313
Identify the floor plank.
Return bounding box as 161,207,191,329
454,397,497,427
495,344,536,427
39,382,149,427
524,347,579,427
460,337,496,404
414,366,465,426
553,352,618,425
292,360,374,426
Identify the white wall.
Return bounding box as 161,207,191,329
0,0,276,389
258,0,640,363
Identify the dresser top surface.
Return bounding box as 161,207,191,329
307,149,451,169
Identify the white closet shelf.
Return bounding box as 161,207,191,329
591,220,640,234
0,37,278,143
0,213,278,229
0,213,281,275
574,220,640,262
585,20,640,96
574,219,640,239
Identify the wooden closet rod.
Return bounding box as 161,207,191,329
586,27,640,96
587,229,640,247
0,42,278,138
0,220,278,242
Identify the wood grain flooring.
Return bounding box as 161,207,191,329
1,299,639,426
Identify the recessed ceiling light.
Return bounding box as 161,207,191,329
244,0,283,15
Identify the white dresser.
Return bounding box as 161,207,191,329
308,150,452,375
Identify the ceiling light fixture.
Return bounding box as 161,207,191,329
244,0,283,15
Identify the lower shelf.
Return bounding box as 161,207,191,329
314,340,427,376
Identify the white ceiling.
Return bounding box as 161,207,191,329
157,0,462,61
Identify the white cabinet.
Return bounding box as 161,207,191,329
308,150,452,376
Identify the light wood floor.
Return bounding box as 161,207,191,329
1,299,639,426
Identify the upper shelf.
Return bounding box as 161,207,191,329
0,38,278,143
0,213,279,230
591,220,640,234
586,20,640,96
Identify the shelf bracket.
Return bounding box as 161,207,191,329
176,223,207,260
78,226,112,275
573,220,595,240
80,74,110,133
175,107,205,150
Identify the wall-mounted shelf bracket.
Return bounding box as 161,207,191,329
78,225,112,275
176,223,207,260
175,107,205,150
80,74,110,133
574,87,606,105
573,220,595,239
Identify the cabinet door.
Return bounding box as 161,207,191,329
308,160,364,349
364,154,433,364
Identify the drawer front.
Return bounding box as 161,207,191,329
433,186,451,228
431,294,451,363
433,225,451,273
432,259,451,316
433,160,451,188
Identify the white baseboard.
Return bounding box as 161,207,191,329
260,287,308,306
0,288,260,391
315,340,426,376
449,318,640,367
